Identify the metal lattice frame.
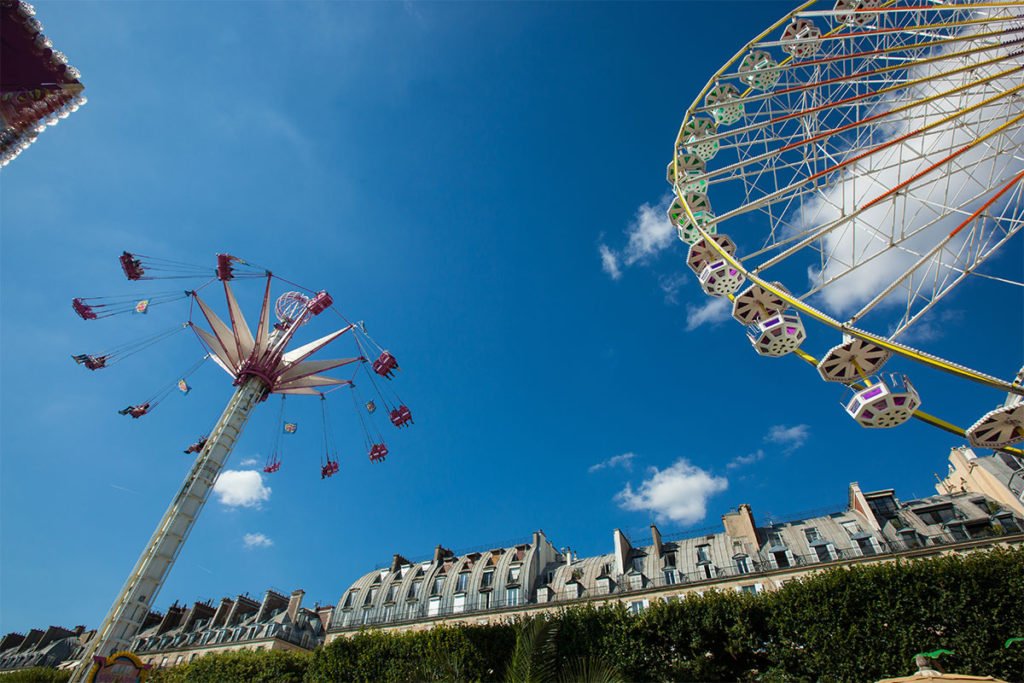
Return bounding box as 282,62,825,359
672,0,1024,390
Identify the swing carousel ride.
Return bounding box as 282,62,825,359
669,0,1024,453
69,252,412,675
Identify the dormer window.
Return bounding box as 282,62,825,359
407,581,422,601
456,572,469,592
343,590,358,609
631,556,645,573
365,587,378,606
507,565,522,585
431,577,445,595
734,555,750,574
385,585,397,603
695,544,711,564
663,553,677,568
481,570,495,589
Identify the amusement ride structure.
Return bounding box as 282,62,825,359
669,0,1024,452
69,253,410,681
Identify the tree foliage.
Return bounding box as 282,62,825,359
24,547,1020,682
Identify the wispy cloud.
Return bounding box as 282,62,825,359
893,309,963,344
615,459,728,524
213,470,271,508
588,452,636,474
658,273,689,305
240,457,259,467
243,532,273,549
727,449,765,470
765,424,810,452
109,483,139,495
598,196,675,280
599,244,622,280
684,297,731,330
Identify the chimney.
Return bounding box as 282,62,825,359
613,529,632,576
287,590,305,623
722,504,759,548
390,554,410,573
650,524,663,555
316,605,335,631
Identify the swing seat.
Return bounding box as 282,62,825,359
120,252,144,280
81,355,107,370
373,352,399,378
183,437,207,454
72,298,97,320
216,253,236,281
320,460,339,478
120,403,150,419
307,291,333,315
390,405,413,428
369,443,389,463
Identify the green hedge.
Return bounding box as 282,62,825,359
0,668,70,682
21,547,1023,682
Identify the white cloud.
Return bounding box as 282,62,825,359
213,470,271,508
240,458,258,466
598,244,622,280
727,449,765,470
588,452,636,474
243,532,273,549
787,25,1024,326
765,424,810,452
622,197,675,267
615,459,728,524
684,297,731,331
598,196,676,280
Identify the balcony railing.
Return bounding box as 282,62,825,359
331,530,1023,632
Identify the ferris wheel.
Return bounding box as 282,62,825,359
670,0,1024,452
69,252,412,681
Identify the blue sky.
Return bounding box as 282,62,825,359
1,1,1021,634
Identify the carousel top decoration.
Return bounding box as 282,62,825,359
1,0,86,168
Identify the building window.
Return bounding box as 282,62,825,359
481,570,494,588
772,550,791,568
427,596,441,617
947,524,969,542
695,545,710,564
663,569,677,585
841,520,862,536
480,591,492,610
664,552,677,568
740,585,758,595
507,565,522,585
361,609,371,625
735,556,750,574
628,573,644,590
803,527,822,545
700,564,714,580
453,594,466,614
365,587,378,606
856,536,879,556
385,585,397,603
506,587,521,607
917,506,956,526
383,605,394,622
814,544,834,562
631,556,645,572
175,655,183,666
628,600,647,615
768,531,784,547
432,577,445,595
456,572,469,592
408,581,421,600
343,590,358,608
160,657,168,668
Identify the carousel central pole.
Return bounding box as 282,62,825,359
71,375,267,682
